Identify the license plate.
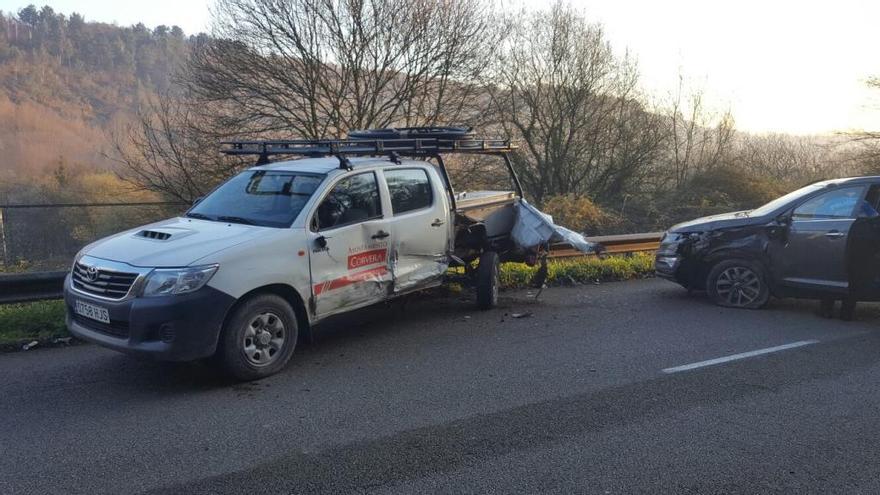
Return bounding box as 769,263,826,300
74,300,110,324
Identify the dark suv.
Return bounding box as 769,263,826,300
655,176,880,315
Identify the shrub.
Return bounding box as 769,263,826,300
0,300,67,346
541,194,621,235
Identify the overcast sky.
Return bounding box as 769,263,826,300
2,0,879,135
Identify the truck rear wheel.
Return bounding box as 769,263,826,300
216,294,298,381
476,251,500,310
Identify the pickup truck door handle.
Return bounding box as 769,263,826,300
825,231,845,239
431,219,445,227
372,230,390,239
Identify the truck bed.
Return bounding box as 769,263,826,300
452,191,519,260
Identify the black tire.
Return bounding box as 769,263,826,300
216,294,298,381
476,251,500,310
706,259,770,309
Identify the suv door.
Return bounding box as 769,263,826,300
775,185,866,292
308,171,392,318
847,184,880,300
381,167,451,292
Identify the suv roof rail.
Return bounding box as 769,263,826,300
220,127,517,168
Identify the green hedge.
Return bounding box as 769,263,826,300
499,252,654,288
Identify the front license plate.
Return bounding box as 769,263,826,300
74,300,110,324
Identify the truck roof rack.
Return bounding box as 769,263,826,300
220,126,524,208
219,127,517,168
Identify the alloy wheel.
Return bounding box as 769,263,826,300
715,266,762,307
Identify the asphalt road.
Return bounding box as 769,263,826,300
3,278,880,494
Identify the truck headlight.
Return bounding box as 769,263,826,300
142,265,219,297
71,249,86,271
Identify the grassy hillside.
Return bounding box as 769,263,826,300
0,5,193,179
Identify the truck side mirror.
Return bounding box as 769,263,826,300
315,236,329,249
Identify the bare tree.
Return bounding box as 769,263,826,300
734,133,850,184
845,76,880,176
665,75,735,189
183,0,499,139
110,95,246,203
484,2,662,204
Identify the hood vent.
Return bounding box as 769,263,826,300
136,230,173,241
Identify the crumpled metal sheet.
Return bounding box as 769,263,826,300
392,252,448,292
511,199,600,253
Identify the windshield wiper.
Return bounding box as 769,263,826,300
217,215,256,225
186,212,214,221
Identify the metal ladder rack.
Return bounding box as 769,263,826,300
220,137,518,166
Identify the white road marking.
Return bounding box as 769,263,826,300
662,340,820,374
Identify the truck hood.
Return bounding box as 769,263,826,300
84,217,275,267
668,210,768,233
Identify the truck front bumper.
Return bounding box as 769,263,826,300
64,275,236,361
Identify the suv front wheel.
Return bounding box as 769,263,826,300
706,259,770,309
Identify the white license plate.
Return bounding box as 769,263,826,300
74,300,110,324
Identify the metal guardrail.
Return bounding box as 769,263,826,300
0,232,664,305
550,232,664,258
0,270,67,304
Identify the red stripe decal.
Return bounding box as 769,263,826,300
314,266,388,296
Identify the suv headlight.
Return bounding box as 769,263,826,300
656,232,702,256
142,265,219,297
656,233,683,256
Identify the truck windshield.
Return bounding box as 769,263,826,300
187,170,325,228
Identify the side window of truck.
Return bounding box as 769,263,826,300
315,172,382,230
384,168,433,214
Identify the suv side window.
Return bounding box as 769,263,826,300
315,172,381,230
793,186,864,220
384,168,433,214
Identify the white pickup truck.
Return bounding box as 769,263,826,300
65,128,595,380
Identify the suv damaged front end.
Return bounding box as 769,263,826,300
655,231,709,287
655,218,775,291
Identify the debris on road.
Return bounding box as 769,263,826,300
511,312,532,319
22,340,39,351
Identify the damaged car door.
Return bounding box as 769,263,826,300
773,185,865,293
381,167,451,292
309,171,392,317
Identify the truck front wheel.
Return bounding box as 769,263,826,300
216,293,299,381
476,251,500,310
